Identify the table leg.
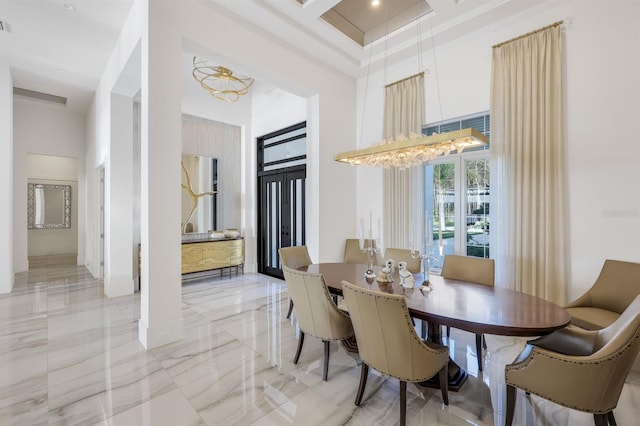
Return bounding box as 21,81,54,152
419,321,468,392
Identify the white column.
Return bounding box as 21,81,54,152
0,64,14,293
138,0,183,349
105,93,135,297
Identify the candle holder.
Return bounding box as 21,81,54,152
361,239,380,281
411,242,440,289
359,212,381,282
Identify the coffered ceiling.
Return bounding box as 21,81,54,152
306,0,432,46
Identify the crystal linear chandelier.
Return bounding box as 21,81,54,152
335,128,487,169
192,57,254,102
334,6,488,169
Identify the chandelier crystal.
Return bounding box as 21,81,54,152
192,57,254,102
335,128,488,169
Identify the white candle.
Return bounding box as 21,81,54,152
369,210,373,239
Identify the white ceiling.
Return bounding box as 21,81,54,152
0,0,543,113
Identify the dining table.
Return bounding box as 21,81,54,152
299,262,571,391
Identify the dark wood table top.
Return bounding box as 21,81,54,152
302,263,571,337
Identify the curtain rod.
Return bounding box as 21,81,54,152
385,72,424,88
492,21,563,49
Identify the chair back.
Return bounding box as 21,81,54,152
584,259,640,314
279,245,312,269
341,281,449,382
594,295,640,353
589,295,640,410
441,254,495,286
282,266,353,341
344,239,378,265
384,248,421,273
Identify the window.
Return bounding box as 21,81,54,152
423,113,490,270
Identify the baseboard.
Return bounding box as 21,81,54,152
28,253,77,269
138,317,184,350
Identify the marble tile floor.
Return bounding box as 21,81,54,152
1,264,639,425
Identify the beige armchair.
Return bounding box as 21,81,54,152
565,259,640,330
441,254,495,371
505,295,640,426
281,266,354,381
341,281,449,426
344,238,379,265
279,245,313,319
384,247,421,273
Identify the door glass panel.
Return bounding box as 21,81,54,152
264,138,306,164
425,162,455,269
465,159,490,258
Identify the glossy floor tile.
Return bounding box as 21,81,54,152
1,263,639,425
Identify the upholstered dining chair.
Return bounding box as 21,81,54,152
344,238,379,265
383,247,421,273
281,266,354,381
505,295,640,426
565,259,640,330
279,245,313,319
440,254,495,371
341,280,449,426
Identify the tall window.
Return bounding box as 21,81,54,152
423,113,490,269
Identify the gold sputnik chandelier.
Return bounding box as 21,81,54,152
335,128,487,169
192,57,254,102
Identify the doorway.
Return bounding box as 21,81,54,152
257,122,307,278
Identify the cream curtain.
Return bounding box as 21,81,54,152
490,24,567,305
383,75,424,250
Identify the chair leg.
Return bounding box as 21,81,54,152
421,320,427,339
476,333,483,371
293,331,305,364
446,326,451,338
607,411,617,426
439,364,449,405
482,334,488,349
505,384,516,426
322,340,330,381
593,413,609,426
355,363,369,406
400,380,407,426
286,299,294,319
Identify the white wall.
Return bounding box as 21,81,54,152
355,0,640,300
13,98,85,272
27,154,78,257
251,82,306,137
0,64,13,294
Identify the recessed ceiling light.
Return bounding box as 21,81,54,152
62,3,77,12
372,0,380,7
57,68,66,73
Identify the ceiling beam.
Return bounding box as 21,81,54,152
301,0,343,19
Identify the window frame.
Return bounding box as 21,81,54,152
422,112,490,271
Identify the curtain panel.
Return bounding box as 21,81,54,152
382,75,425,251
490,24,568,304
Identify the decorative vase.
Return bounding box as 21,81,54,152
224,228,240,238
210,230,225,240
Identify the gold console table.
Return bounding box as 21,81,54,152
181,237,244,278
